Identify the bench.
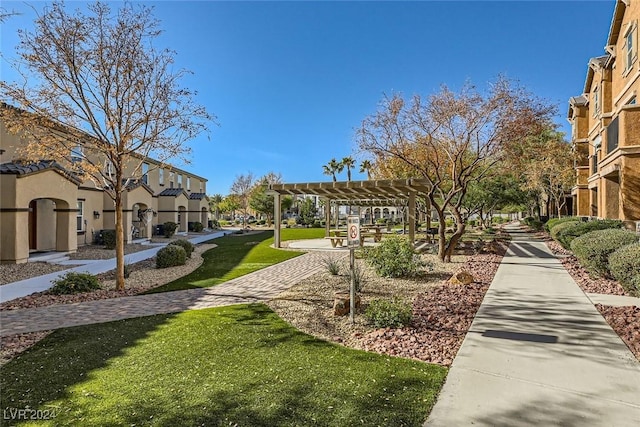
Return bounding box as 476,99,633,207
324,236,345,248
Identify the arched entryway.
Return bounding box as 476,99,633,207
26,197,75,255
132,202,153,239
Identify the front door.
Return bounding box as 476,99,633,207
29,200,37,250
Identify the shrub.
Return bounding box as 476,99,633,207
50,272,101,295
556,219,623,249
570,229,638,278
169,239,195,258
343,262,366,293
364,235,427,278
608,242,640,294
156,245,187,268
163,221,178,238
365,298,412,328
545,216,578,232
192,221,204,232
101,229,116,250
550,220,580,243
322,255,341,275
312,219,322,228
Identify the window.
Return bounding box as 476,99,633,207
593,86,600,116
625,23,637,71
186,177,191,191
71,145,83,162
169,172,174,188
142,162,149,184
159,168,164,185
628,96,637,105
178,174,183,188
104,161,114,179
77,201,84,231
199,180,203,192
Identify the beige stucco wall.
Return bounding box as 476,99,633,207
0,121,24,161
621,155,640,221
611,1,640,105
78,188,105,246
0,170,78,263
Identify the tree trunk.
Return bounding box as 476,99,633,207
114,189,125,290
444,209,466,263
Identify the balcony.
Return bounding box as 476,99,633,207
576,168,590,186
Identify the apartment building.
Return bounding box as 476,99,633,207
569,0,640,227
0,105,210,264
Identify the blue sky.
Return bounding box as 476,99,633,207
1,0,616,196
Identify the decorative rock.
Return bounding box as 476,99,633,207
449,270,474,285
333,292,361,316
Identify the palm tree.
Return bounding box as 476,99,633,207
322,158,342,182
209,193,223,220
360,160,373,180
342,156,355,181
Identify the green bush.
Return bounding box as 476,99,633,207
102,229,116,250
545,216,578,232
550,220,580,243
50,272,101,295
156,245,187,268
556,219,623,249
192,222,204,232
365,298,413,328
168,239,195,258
163,221,178,238
363,235,427,278
570,229,638,278
608,242,640,294
521,216,543,231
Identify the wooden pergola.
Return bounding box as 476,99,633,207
267,178,432,248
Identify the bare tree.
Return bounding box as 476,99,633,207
0,1,214,289
358,77,555,261
230,172,255,229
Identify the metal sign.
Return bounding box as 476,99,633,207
347,215,360,247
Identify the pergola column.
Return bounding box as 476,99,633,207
324,198,331,237
408,191,416,248
273,192,281,248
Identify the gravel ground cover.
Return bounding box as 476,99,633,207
267,244,506,367
0,263,71,286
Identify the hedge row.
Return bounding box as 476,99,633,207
548,219,639,295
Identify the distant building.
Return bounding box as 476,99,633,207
568,0,640,228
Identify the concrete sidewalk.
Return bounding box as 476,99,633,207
426,225,640,427
0,230,231,304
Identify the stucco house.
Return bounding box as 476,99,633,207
0,104,210,264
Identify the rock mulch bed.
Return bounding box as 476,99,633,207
269,243,507,367
596,305,640,360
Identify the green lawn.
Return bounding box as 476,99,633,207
147,228,325,293
1,304,447,426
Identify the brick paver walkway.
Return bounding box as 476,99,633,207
0,251,340,337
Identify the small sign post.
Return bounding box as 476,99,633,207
347,216,360,323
